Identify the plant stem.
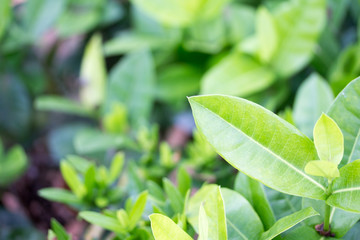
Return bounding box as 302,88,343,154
323,203,331,231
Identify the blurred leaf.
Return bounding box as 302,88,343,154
60,161,87,199
260,207,319,240
104,50,155,127
0,75,31,137
198,204,208,240
103,102,128,134
293,74,334,138
80,212,124,233
256,7,278,63
24,0,66,38
150,214,192,240
0,0,11,40
48,124,89,162
270,0,326,77
327,77,360,166
0,145,28,186
38,188,81,204
109,152,124,183
344,222,360,240
234,172,275,230
201,52,275,96
222,188,264,240
330,44,360,95
184,17,226,54
177,166,191,197
313,114,343,165
327,0,351,34
80,34,106,109
163,178,184,214
128,191,148,230
50,219,71,240
156,64,201,105
280,225,324,240
74,128,134,154
35,96,95,117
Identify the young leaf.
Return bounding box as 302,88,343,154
38,188,81,204
51,219,71,240
79,211,124,233
234,172,275,230
256,7,278,63
60,161,87,199
79,34,106,109
128,191,148,230
84,164,96,196
205,187,227,240
103,103,128,134
177,166,192,197
260,207,319,240
149,213,193,240
222,188,264,240
293,74,334,138
313,114,344,165
327,77,360,166
327,159,360,213
0,145,28,186
189,95,327,199
305,160,340,179
198,204,208,240
116,209,129,229
200,53,275,96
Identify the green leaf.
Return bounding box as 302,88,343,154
280,225,324,240
222,188,264,240
305,160,340,179
104,50,155,127
256,7,278,63
84,164,96,196
198,204,208,240
201,53,275,96
35,96,94,117
150,213,193,240
327,77,360,166
0,145,28,186
163,178,184,214
327,159,360,213
66,155,92,174
234,172,275,230
260,207,319,240
205,187,227,240
189,95,327,199
270,0,326,77
177,166,192,197
128,191,148,230
51,219,71,240
38,188,81,205
0,0,11,40
109,152,125,183
103,102,128,134
60,161,86,199
293,74,334,138
80,211,124,233
313,114,344,165
80,34,106,109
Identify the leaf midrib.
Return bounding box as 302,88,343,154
194,100,326,193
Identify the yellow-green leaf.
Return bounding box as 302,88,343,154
313,113,344,165
150,214,193,240
304,160,340,179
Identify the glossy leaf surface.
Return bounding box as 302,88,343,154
260,207,319,240
189,95,327,199
149,214,192,240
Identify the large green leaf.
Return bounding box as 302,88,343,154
149,214,192,240
103,50,155,127
260,207,319,240
189,95,327,199
293,74,334,138
222,188,264,240
327,159,360,213
270,0,326,77
201,53,275,96
327,77,360,166
234,172,275,230
80,34,106,109
265,188,302,220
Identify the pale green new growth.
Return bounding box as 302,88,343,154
304,160,340,179
313,113,344,165
150,214,192,240
198,204,208,240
